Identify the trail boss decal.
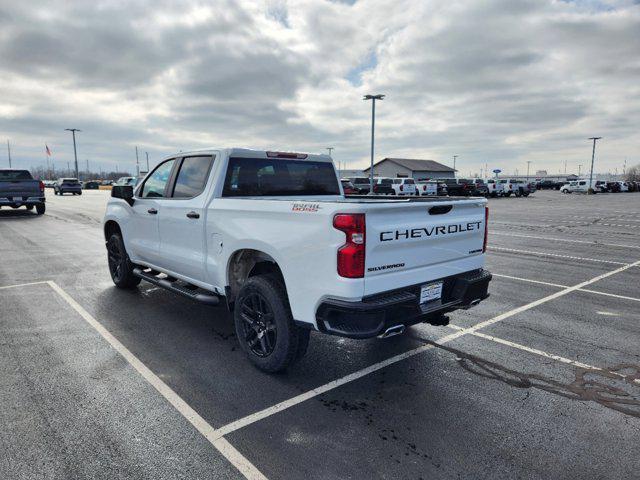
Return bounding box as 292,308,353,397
380,221,483,242
291,202,320,212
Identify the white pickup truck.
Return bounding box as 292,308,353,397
103,148,491,372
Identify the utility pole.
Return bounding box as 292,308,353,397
145,151,149,172
526,161,531,180
364,94,385,194
135,146,140,176
588,137,602,193
326,147,335,173
6,140,11,167
86,159,90,179
453,155,458,173
67,161,71,176
64,128,81,178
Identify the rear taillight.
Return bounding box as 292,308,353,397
483,206,489,253
333,214,366,278
39,181,44,193
400,184,404,191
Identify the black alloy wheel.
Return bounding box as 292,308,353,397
107,236,125,283
239,292,277,357
106,234,141,288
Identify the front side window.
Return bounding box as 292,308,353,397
173,156,214,198
141,159,175,198
222,157,339,197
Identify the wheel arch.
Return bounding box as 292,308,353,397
226,248,286,309
104,220,122,241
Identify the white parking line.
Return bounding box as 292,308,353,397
489,246,628,265
447,325,640,385
0,280,49,290
492,273,640,303
491,231,640,250
46,281,268,480
492,273,567,289
212,259,640,439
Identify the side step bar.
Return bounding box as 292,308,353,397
133,268,220,306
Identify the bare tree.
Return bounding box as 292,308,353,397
625,164,640,182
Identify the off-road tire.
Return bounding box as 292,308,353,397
106,233,141,289
234,275,307,373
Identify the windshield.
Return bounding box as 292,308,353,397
0,170,32,180
223,157,340,197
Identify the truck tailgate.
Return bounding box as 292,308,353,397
0,180,41,197
364,199,487,295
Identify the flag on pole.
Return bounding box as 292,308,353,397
45,144,51,156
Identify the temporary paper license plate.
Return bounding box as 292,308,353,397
420,282,443,304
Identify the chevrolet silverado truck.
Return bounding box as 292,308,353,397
103,148,491,372
0,169,46,214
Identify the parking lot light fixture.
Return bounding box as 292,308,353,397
363,94,385,195
588,137,602,193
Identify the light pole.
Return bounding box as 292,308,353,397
64,129,81,178
578,164,582,176
135,146,140,176
453,155,458,173
6,140,11,168
526,161,531,180
145,151,149,172
588,137,602,192
364,94,385,194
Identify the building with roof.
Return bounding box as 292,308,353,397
362,158,456,180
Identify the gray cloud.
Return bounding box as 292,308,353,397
0,0,638,176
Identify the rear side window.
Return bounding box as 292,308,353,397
172,156,213,198
141,159,175,198
0,170,32,180
379,178,393,185
223,157,339,197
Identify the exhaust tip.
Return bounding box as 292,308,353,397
378,324,405,339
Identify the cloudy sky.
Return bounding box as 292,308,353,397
1,0,638,176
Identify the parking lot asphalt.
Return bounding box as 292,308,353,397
1,189,639,479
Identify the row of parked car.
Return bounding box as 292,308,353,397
559,180,639,194
42,176,140,195
341,177,536,198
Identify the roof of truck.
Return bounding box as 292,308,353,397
170,148,332,161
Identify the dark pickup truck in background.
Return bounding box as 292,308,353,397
444,178,489,197
0,169,46,214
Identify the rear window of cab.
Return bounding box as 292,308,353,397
223,157,340,197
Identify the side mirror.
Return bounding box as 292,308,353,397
111,185,135,206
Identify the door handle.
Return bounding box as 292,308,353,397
147,208,158,214
186,211,200,219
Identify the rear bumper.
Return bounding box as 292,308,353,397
316,269,492,339
0,196,45,207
